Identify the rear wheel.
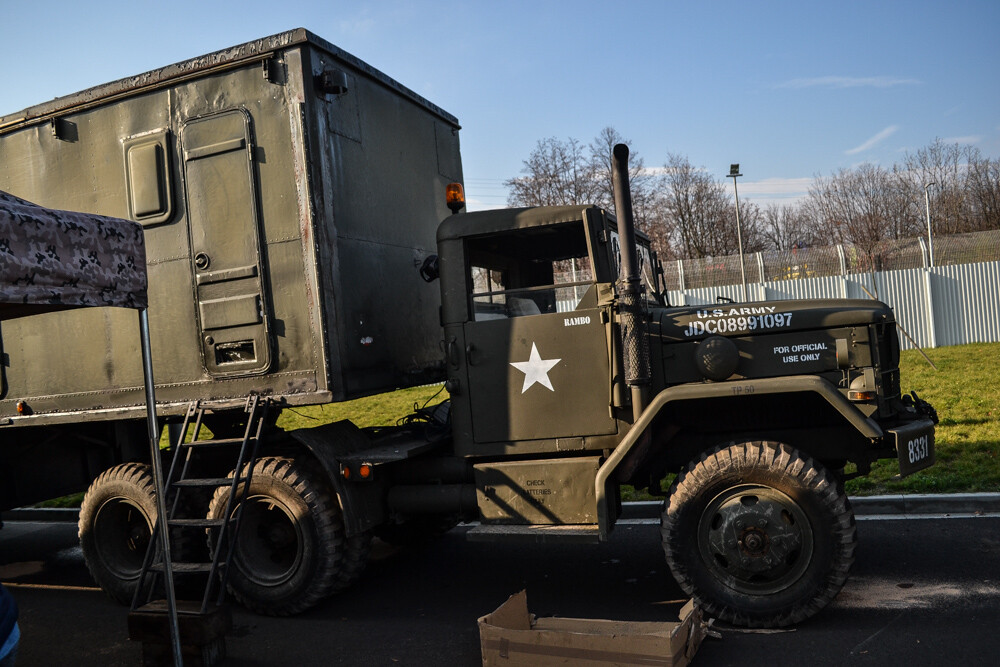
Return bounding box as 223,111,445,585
661,441,856,627
79,462,157,604
208,456,370,615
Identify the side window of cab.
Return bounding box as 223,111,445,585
466,221,596,321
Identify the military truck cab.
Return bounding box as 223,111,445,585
440,206,622,454
427,156,936,626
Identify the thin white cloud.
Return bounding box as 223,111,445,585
736,178,813,208
465,196,506,212
337,16,376,34
846,126,899,155
775,76,921,89
942,135,982,146
739,177,813,196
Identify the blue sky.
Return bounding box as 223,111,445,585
2,1,997,210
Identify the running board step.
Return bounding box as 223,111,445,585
465,524,601,544
172,477,246,488
150,562,219,574
180,437,254,448
167,518,230,528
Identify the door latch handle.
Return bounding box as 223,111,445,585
446,336,460,369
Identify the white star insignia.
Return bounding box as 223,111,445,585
510,342,561,394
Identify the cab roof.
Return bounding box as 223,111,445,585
438,205,606,243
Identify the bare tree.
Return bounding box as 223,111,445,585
897,139,978,235
804,164,907,272
658,153,716,258
654,153,765,259
762,203,817,251
504,128,673,255
504,137,594,207
966,153,1000,231
586,128,653,221
507,135,998,272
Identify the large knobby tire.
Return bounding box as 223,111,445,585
78,462,157,604
661,441,857,627
208,456,371,616
333,532,373,594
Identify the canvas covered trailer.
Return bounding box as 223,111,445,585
0,28,462,427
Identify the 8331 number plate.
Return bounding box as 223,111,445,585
889,419,936,477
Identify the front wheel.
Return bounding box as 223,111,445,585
661,441,857,627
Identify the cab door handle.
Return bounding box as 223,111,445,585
446,336,460,369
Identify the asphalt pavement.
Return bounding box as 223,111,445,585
2,494,999,666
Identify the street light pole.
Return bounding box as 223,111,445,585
924,182,936,267
728,164,748,302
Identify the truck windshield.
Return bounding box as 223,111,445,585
467,221,594,321
607,228,659,305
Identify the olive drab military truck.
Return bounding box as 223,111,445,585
0,31,937,627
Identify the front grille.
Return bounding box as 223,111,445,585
881,368,901,399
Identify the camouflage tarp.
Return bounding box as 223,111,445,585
0,190,147,320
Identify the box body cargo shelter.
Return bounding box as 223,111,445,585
0,28,462,425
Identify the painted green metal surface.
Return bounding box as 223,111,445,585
0,30,462,425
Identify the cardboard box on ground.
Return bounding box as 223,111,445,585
478,591,707,666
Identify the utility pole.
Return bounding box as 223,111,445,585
924,182,936,267
728,164,748,301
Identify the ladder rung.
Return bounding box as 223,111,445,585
167,518,230,528
137,396,267,615
172,477,246,488
150,562,219,574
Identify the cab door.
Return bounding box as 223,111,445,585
464,304,614,444
181,110,271,376
461,221,617,445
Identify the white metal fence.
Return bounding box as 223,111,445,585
662,229,1000,291
665,260,1000,350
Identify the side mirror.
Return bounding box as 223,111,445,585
420,255,440,283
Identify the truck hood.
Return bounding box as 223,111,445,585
654,299,894,342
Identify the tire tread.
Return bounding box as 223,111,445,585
661,441,857,627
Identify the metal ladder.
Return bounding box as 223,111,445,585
132,394,269,617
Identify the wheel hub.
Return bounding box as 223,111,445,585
235,495,304,586
94,499,151,579
739,527,768,555
698,484,814,594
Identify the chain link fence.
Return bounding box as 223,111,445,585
663,229,1000,291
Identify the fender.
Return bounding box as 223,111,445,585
287,420,386,536
594,375,883,539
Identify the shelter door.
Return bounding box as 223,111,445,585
181,110,271,377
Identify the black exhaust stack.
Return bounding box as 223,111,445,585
611,144,651,420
